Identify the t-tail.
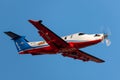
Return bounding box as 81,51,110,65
4,31,32,53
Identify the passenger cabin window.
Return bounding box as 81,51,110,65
78,33,85,35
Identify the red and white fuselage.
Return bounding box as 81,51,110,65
20,33,104,55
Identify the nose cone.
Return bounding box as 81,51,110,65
103,34,108,39
102,33,111,46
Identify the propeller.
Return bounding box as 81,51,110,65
101,27,111,46
103,34,111,46
105,38,111,46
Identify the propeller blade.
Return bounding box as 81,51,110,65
105,39,111,46
100,26,111,46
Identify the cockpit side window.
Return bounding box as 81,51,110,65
94,34,100,37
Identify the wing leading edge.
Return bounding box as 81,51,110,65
29,20,69,49
28,20,105,63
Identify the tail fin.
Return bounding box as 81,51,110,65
4,31,32,52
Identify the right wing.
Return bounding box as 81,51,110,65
62,50,105,63
29,20,69,49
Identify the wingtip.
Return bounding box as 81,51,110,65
28,19,35,23
98,60,105,63
28,19,42,23
102,60,105,63
4,31,12,34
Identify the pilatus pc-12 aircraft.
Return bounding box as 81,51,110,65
4,20,111,63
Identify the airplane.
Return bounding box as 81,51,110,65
4,20,111,63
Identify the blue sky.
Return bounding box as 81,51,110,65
0,0,120,80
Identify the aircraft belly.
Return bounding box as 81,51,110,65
69,39,102,48
19,46,58,55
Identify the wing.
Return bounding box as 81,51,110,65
29,20,104,63
29,20,69,49
62,50,105,63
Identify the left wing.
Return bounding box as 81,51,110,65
62,50,105,63
29,20,69,49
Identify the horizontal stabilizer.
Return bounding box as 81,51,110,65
4,31,21,39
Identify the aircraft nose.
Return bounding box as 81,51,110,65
103,34,108,39
103,33,111,46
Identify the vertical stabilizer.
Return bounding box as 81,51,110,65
4,31,31,52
